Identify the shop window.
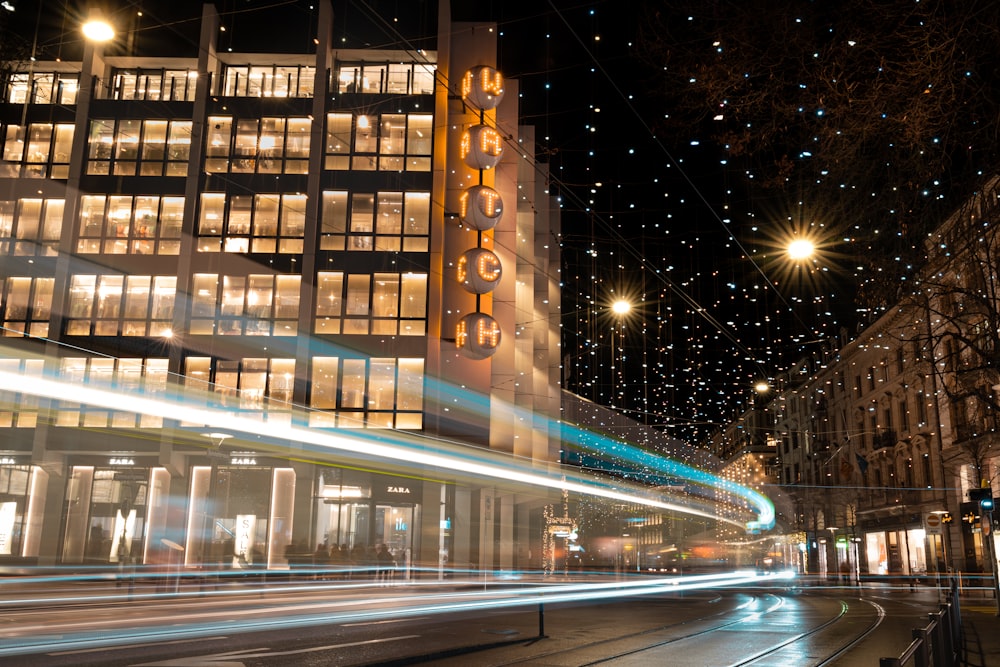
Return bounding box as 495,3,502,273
0,464,32,556
55,357,168,428
308,356,424,429
74,468,149,564
0,276,53,337
65,274,175,336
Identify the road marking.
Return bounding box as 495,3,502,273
131,634,420,666
49,636,229,655
341,617,428,626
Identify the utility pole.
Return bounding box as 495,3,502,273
970,484,999,616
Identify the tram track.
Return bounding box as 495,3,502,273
472,592,786,666
732,598,886,667
436,591,887,667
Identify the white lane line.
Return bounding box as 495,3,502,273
48,636,230,656
131,635,421,666
341,617,429,626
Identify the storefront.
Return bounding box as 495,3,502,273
314,469,421,571
863,527,928,576
0,458,47,562
61,456,166,566
183,454,295,570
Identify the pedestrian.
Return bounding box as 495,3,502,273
376,543,395,584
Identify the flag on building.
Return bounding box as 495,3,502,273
840,456,854,478
856,453,869,474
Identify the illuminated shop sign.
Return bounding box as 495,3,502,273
461,65,504,110
460,125,503,170
459,185,503,231
455,65,506,361
457,247,502,293
456,312,501,360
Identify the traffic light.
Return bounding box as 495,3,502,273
970,487,995,511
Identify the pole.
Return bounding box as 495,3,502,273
538,602,547,638
988,510,1000,617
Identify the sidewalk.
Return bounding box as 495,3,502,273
960,598,1000,667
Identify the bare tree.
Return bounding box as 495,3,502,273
900,178,1000,486
638,0,1000,313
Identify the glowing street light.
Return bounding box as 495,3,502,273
612,299,632,315
787,238,815,260
754,381,770,394
82,18,115,43
609,298,633,411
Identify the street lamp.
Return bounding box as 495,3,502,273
827,526,839,582
82,17,115,43
609,299,632,410
787,238,815,260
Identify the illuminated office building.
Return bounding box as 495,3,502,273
0,2,562,571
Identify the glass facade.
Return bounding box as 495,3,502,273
4,72,79,105
0,197,64,255
324,113,432,172
197,193,306,253
0,11,559,579
320,190,430,251
87,119,192,176
77,195,184,255
335,62,435,95
110,68,197,101
222,65,316,98
205,116,311,174
0,123,74,178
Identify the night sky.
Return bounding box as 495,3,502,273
5,0,923,446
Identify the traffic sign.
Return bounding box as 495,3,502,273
926,513,942,535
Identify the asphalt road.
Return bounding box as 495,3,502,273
0,579,948,666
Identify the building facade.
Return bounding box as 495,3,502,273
0,1,563,573
733,178,1000,580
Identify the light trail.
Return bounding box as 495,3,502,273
0,570,795,656
0,365,773,529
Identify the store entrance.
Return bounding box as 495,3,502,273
317,499,372,550
375,504,414,573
